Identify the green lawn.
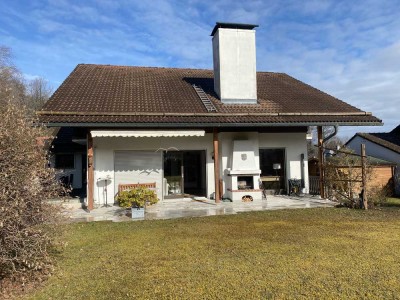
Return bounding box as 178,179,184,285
386,197,400,207
30,207,400,299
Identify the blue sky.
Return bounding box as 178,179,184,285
1,0,399,138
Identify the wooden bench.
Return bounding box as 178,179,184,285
118,182,156,194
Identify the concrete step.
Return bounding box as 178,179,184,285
47,198,84,209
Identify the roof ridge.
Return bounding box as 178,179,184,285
359,132,387,135
356,132,400,154
77,63,213,72
77,63,288,75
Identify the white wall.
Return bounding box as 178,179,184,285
212,28,257,103
220,132,259,196
258,132,309,193
93,134,214,205
347,136,400,194
219,131,309,196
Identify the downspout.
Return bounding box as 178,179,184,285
323,125,338,144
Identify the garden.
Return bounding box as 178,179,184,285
28,206,400,299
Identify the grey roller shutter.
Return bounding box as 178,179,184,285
114,151,163,200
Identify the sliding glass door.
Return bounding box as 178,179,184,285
163,151,207,198
164,152,184,196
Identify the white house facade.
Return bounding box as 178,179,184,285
90,130,309,206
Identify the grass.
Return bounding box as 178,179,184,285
30,207,400,299
386,197,400,207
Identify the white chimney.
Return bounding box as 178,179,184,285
211,22,258,104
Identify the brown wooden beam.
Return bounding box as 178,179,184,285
317,126,325,198
87,132,94,210
392,166,396,193
361,143,368,210
213,128,221,203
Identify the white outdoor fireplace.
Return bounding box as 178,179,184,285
226,140,262,201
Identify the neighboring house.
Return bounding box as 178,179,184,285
308,156,396,195
38,22,381,209
346,125,400,195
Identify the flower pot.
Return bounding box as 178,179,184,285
131,207,145,219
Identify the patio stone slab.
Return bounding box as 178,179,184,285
62,195,335,222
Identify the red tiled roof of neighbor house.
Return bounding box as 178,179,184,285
38,64,382,127
350,125,400,154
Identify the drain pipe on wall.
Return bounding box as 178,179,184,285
323,125,339,145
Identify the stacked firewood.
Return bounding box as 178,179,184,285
242,195,253,202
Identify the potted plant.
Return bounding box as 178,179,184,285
116,187,158,219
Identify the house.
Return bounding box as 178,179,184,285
346,125,400,195
38,22,381,209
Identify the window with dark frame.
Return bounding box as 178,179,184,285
55,154,75,169
259,148,285,190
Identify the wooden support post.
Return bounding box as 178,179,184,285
213,128,221,203
317,126,325,198
391,166,396,193
361,143,368,210
87,132,94,211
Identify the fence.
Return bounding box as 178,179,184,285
317,144,369,209
309,176,320,195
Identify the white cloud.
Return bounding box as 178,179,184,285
23,73,40,81
251,1,400,138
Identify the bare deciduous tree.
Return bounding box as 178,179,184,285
26,77,53,111
1,46,53,113
307,126,346,158
0,46,26,108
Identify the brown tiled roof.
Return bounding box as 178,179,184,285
39,64,381,126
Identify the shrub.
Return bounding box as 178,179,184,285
368,185,391,207
324,150,373,208
0,103,65,284
117,187,158,208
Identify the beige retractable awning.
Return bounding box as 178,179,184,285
90,130,205,138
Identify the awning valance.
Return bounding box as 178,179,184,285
90,130,205,138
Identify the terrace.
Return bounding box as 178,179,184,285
62,195,334,222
